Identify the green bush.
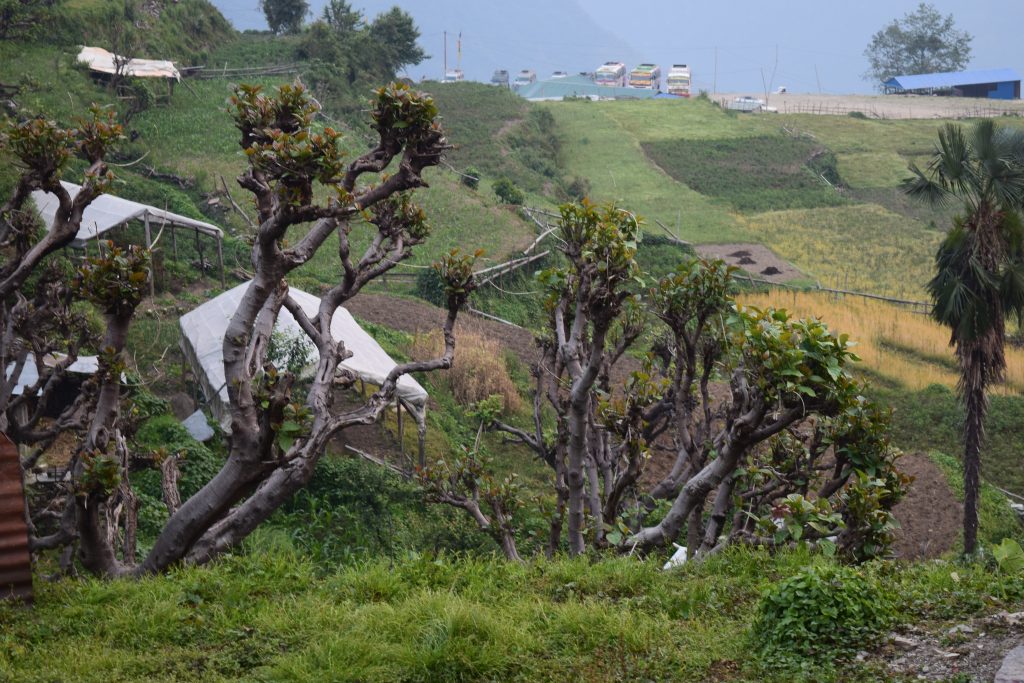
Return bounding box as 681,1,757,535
133,415,221,501
752,562,894,663
414,266,447,306
461,166,481,190
493,177,525,205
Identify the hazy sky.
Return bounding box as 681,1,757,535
211,1,1024,94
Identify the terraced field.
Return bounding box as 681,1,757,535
544,98,1024,299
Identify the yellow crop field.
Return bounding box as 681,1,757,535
737,205,944,299
739,290,1024,394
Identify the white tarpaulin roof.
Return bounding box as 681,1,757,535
30,181,222,248
77,46,181,81
5,354,99,396
179,281,428,430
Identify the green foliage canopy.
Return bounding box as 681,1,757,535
864,2,972,85
260,0,308,35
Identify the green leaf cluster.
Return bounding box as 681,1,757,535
752,562,895,665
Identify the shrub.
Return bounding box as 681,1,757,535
414,266,447,307
848,110,869,120
752,562,894,664
461,166,481,190
412,328,523,413
563,175,591,202
493,177,525,205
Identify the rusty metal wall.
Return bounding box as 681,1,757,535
0,433,32,603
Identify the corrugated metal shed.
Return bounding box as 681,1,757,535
517,75,661,101
884,68,1021,99
0,433,32,604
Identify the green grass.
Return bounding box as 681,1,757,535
2,546,1021,682
599,98,776,141
927,450,1024,549
641,135,846,213
837,152,912,189
47,0,234,64
544,101,745,243
872,383,1024,501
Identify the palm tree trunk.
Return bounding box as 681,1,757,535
959,341,992,557
961,380,983,556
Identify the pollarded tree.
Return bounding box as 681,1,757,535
904,119,1024,555
3,82,474,577
864,2,972,85
461,206,905,560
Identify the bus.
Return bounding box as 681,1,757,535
666,64,692,97
595,61,627,87
629,63,662,90
513,69,537,90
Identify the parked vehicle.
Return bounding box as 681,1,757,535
443,69,464,83
666,64,692,97
513,69,537,89
550,70,569,79
491,69,510,87
628,63,661,90
727,96,766,112
595,61,627,87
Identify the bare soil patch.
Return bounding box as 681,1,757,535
695,243,803,283
890,452,961,560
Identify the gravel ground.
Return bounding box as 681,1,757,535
717,92,1024,120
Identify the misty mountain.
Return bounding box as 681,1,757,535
209,0,641,83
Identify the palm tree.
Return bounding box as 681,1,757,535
904,119,1024,555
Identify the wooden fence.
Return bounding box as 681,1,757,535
720,98,1024,120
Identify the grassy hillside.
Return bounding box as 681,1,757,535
545,101,746,243
2,545,1022,682
53,0,234,63
536,97,1024,299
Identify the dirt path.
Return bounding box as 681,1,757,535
890,451,962,560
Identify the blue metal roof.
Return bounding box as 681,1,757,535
516,75,660,101
884,68,1021,91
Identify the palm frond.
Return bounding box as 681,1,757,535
902,162,950,206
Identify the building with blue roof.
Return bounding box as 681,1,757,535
516,74,664,101
883,68,1020,100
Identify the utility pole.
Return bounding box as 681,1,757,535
713,46,718,96
443,31,447,80
815,64,822,94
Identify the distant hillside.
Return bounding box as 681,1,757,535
50,0,235,63
209,0,641,82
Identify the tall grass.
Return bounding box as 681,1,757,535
2,547,1020,682
740,289,1024,393
737,205,943,299
412,328,523,414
